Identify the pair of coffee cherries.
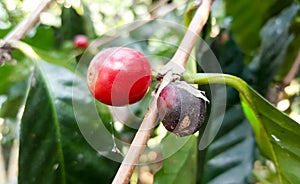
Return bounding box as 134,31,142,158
86,47,207,137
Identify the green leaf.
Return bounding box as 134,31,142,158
19,64,65,183
198,106,255,184
23,26,55,50
196,35,255,184
154,135,197,184
11,41,78,73
18,52,119,183
0,62,31,121
276,4,300,80
194,6,300,182
249,4,300,94
240,89,300,184
32,47,78,73
183,3,199,28
184,73,300,184
54,7,86,47
225,0,293,58
183,2,211,39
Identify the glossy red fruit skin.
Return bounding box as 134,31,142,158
87,47,152,106
74,35,89,48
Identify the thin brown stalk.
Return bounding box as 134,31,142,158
3,0,55,43
0,0,55,65
275,50,300,102
112,0,212,183
172,0,211,68
282,50,300,87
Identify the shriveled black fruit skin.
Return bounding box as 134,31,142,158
157,81,206,137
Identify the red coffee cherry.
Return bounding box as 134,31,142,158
87,47,152,106
74,35,89,48
157,81,207,137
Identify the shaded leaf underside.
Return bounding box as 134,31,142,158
19,60,119,184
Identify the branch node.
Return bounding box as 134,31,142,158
157,61,185,81
0,42,13,66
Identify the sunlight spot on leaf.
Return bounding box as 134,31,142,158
271,134,280,143
53,163,59,171
113,121,124,132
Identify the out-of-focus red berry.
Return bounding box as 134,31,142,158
74,35,89,48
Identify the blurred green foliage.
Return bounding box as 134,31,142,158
0,0,299,184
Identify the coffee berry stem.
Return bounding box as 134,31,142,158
113,0,213,183
171,0,212,69
183,72,254,109
158,0,212,77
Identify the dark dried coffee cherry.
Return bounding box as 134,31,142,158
157,81,207,137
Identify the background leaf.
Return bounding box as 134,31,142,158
194,2,300,184
240,85,300,184
184,73,300,184
196,34,255,184
54,7,89,47
23,26,55,50
154,135,197,184
0,63,31,118
19,62,66,184
19,57,119,184
225,0,293,60
249,4,300,95
0,61,31,171
276,8,300,80
1,0,299,183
